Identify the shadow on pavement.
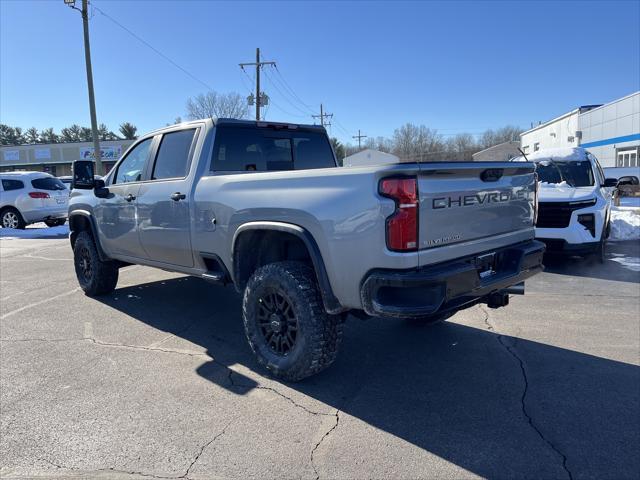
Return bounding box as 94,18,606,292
543,240,640,283
97,276,640,479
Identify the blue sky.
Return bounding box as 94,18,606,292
1,0,639,144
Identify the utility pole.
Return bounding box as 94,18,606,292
352,129,368,150
239,48,275,121
65,0,102,175
312,103,333,128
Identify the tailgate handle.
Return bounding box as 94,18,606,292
481,169,503,182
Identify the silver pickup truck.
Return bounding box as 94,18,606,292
69,118,544,380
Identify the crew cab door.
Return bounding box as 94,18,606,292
94,138,153,259
136,127,198,267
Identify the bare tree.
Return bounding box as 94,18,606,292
392,123,443,160
480,125,522,149
185,91,248,120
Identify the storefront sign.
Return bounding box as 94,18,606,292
80,146,122,161
3,150,19,162
35,148,51,159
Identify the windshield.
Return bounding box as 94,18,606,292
535,160,594,187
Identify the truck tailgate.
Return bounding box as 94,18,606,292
417,162,536,254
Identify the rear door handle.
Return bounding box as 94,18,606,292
170,192,186,201
124,194,136,202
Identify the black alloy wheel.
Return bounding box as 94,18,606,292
257,289,298,355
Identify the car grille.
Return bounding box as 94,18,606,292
536,200,596,228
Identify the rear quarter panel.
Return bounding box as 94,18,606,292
192,164,421,309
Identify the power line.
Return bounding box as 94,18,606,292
262,68,314,117
259,50,316,114
90,3,214,91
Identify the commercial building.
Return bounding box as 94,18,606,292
0,139,135,176
520,91,639,167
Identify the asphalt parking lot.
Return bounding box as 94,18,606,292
1,232,639,479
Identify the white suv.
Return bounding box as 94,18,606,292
525,147,618,260
0,172,69,229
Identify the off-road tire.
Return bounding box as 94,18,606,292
45,219,66,227
73,231,119,296
408,311,455,326
1,207,26,229
242,261,343,381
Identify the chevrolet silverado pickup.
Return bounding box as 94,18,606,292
68,118,544,380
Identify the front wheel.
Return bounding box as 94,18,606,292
73,231,119,296
242,261,342,381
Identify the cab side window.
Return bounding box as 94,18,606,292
151,129,196,180
113,138,152,184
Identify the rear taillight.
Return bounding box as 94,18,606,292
379,177,418,251
29,191,50,199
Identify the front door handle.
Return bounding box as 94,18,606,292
124,193,136,202
170,192,186,201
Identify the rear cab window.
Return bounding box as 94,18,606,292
31,177,67,191
211,125,336,172
1,179,24,191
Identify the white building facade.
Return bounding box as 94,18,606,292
520,92,639,168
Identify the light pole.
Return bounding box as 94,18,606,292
65,0,103,175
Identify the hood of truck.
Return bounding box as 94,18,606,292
537,182,598,202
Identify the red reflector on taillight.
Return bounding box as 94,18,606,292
379,177,418,251
29,191,50,199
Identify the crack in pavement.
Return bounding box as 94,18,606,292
181,420,232,478
310,409,340,480
227,369,334,417
0,336,209,358
479,305,574,480
37,422,231,480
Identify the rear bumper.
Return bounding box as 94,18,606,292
361,240,545,318
22,206,68,223
538,238,600,255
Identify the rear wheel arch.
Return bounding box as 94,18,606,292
68,211,108,261
231,222,344,314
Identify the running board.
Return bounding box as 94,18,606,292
202,271,226,283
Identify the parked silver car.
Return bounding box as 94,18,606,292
0,172,68,229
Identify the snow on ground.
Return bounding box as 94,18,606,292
0,223,69,240
610,206,640,241
609,253,640,272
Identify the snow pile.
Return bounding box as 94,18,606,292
0,223,69,240
610,207,640,241
609,253,640,272
538,181,569,189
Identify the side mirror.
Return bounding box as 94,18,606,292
603,178,618,188
72,160,95,189
94,178,110,198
